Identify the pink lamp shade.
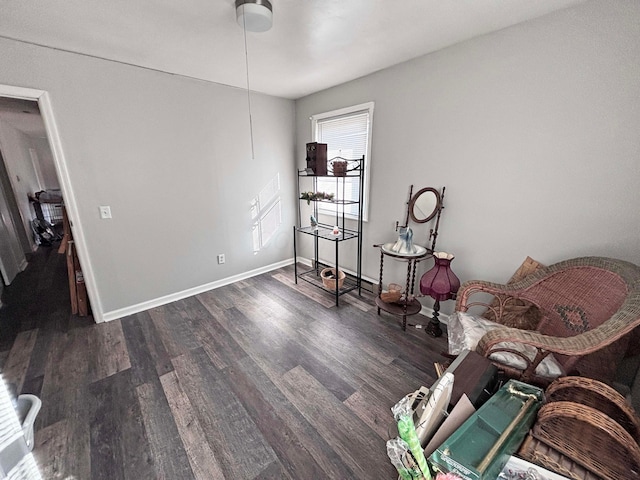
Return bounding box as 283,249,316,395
420,252,460,301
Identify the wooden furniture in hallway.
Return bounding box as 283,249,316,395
58,205,89,316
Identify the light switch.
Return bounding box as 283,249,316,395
99,206,112,219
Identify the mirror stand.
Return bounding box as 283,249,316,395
376,184,449,334
395,184,445,252
427,186,445,252
394,184,414,233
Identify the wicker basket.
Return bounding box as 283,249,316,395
518,434,601,480
320,268,345,289
527,401,640,479
545,376,640,441
518,375,640,479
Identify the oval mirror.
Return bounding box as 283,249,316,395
409,187,441,223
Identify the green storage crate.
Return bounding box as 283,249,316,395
428,380,543,480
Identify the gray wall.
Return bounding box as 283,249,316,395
295,0,640,313
2,0,638,320
0,36,295,316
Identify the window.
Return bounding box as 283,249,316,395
311,102,373,221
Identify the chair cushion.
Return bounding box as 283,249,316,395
448,311,565,379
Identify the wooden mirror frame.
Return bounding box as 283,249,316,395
408,187,442,223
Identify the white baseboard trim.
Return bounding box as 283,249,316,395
102,256,453,327
101,258,295,323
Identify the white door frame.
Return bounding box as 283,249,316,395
0,84,103,322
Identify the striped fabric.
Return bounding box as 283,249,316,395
0,381,22,451
0,378,42,480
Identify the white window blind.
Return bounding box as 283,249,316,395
0,378,43,479
313,103,373,220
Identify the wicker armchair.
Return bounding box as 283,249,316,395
454,256,640,384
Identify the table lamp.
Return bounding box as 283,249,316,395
420,252,460,337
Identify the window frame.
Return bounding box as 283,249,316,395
310,101,374,222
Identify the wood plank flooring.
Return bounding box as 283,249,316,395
0,246,448,479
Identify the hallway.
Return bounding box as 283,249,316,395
0,244,94,379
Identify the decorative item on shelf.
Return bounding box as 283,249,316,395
306,142,327,175
332,226,340,235
331,158,348,176
389,226,418,255
300,191,335,204
320,268,345,289
310,215,318,230
381,283,403,304
420,252,460,337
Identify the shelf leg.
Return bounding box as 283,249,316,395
293,226,298,284
376,249,384,316
404,261,413,331
314,234,319,275
335,239,339,307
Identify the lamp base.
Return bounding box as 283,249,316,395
426,299,443,337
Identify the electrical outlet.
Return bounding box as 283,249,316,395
99,206,112,219
217,254,226,264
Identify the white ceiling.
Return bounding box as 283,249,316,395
0,0,587,100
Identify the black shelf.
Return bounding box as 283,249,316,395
301,199,360,205
295,225,359,241
298,172,361,178
293,156,365,306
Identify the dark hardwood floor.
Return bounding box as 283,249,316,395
0,246,448,479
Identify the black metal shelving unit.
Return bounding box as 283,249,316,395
293,156,365,306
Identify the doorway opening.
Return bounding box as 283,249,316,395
0,85,101,328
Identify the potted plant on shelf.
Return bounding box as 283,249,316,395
300,191,335,205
